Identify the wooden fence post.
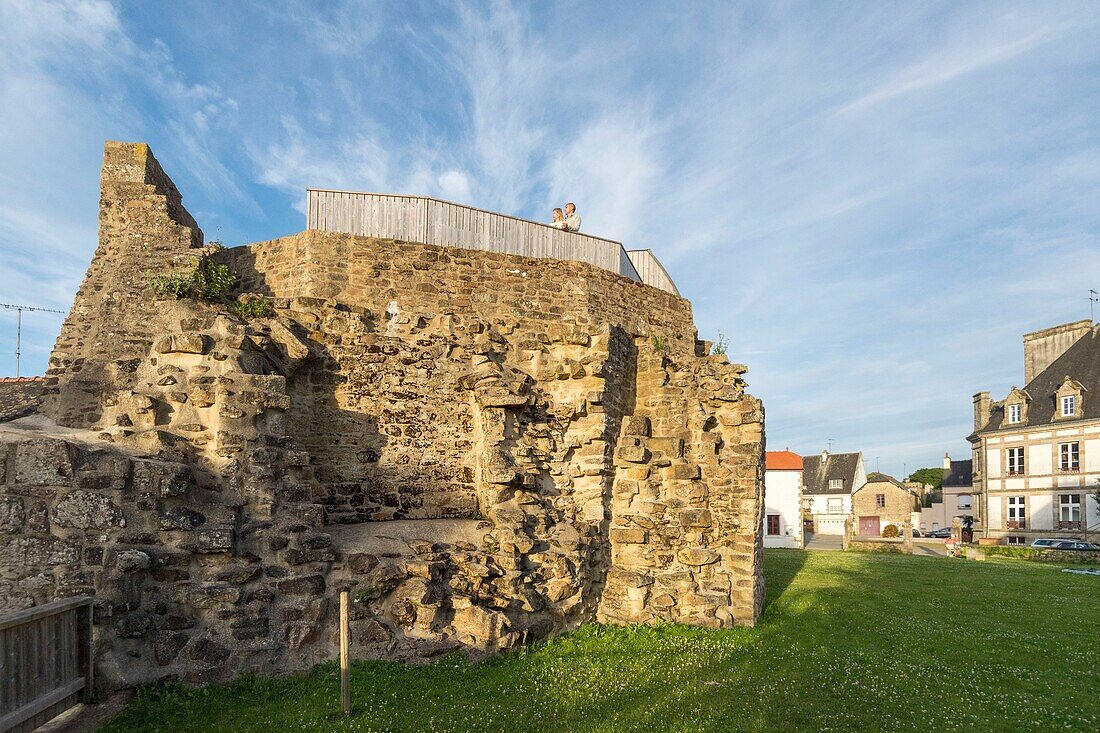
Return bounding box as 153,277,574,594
78,601,94,703
340,590,350,716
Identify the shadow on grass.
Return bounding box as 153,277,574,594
762,548,807,612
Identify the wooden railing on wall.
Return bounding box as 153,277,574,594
626,249,681,296
0,597,93,733
305,190,681,295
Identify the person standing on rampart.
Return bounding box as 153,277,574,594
563,202,581,232
549,207,566,229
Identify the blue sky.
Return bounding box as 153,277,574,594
1,1,1098,478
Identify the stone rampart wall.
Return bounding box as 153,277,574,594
1,141,765,693
42,142,206,428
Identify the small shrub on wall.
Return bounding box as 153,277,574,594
881,524,900,538
231,297,274,320
148,254,234,301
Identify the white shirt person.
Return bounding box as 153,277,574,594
563,202,581,232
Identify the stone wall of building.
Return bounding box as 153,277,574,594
0,141,765,692
852,480,918,535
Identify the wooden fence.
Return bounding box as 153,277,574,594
625,249,680,296
305,190,681,295
0,597,93,733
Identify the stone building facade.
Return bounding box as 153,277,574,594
852,473,919,537
0,142,766,691
970,320,1100,543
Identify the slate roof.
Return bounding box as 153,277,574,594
802,452,861,495
865,472,905,488
975,325,1100,435
0,377,44,422
765,450,803,471
861,472,919,497
942,459,973,488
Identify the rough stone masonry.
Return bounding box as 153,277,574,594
0,142,765,692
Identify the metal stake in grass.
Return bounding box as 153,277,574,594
340,589,351,716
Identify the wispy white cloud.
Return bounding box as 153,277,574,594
834,13,1086,117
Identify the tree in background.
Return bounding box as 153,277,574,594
906,467,943,489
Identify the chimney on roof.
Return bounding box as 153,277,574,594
943,452,951,471
973,392,990,432
821,450,828,463
1022,320,1092,384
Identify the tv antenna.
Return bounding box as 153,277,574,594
1090,290,1098,322
827,438,834,453
1,302,66,377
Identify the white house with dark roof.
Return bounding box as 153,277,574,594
801,450,867,535
970,320,1100,544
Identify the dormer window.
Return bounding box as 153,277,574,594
1054,377,1085,421
1000,388,1030,428
828,478,843,491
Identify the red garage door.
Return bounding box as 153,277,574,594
858,516,879,536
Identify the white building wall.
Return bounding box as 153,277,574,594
987,497,1002,528
1028,445,1051,476
852,461,868,493
809,492,851,535
1030,494,1053,530
763,469,803,548
1084,438,1100,472
808,494,851,515
987,448,1001,478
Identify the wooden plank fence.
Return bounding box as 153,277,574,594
626,249,680,297
305,190,681,296
0,597,93,733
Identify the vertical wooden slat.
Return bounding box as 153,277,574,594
79,603,93,703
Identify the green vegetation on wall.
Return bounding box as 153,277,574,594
148,254,235,301
711,331,728,356
231,297,274,320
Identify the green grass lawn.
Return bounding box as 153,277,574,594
101,551,1100,732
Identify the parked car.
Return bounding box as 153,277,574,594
911,528,922,538
1032,538,1073,548
925,527,951,539
1049,540,1100,551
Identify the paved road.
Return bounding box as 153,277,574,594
803,534,949,556
804,533,843,551
912,539,949,557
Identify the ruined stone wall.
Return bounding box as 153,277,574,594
0,141,765,693
42,142,205,428
219,232,698,525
